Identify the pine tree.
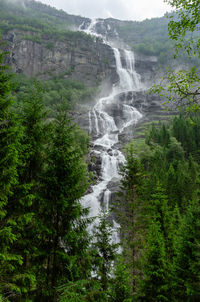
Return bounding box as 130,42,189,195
92,209,118,293
0,43,21,300
58,279,107,302
5,82,49,298
136,221,170,302
171,200,200,301
118,145,144,294
146,183,170,240
38,104,89,300
110,255,132,302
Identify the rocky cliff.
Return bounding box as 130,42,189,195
3,32,159,92
4,30,119,87
1,0,161,89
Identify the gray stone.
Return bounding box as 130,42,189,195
3,30,118,88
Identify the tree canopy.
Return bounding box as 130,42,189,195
151,0,200,112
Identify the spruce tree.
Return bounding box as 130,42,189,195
92,209,118,293
118,145,144,294
38,104,89,300
136,221,170,302
110,255,132,302
0,43,21,299
147,183,170,240
6,82,49,298
171,200,200,301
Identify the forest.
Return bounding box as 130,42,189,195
0,0,200,301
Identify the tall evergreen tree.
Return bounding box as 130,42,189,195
146,183,170,240
118,145,144,295
38,104,89,300
0,43,21,300
136,221,170,302
92,209,118,293
5,82,49,298
110,255,132,302
171,200,200,301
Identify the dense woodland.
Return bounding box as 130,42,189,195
0,0,200,301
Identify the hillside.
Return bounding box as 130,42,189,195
0,0,179,133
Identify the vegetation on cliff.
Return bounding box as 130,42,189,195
0,0,92,43
13,73,97,111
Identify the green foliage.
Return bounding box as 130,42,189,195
0,43,21,300
1,0,200,299
136,220,170,302
0,0,93,44
110,256,132,302
165,0,200,58
13,73,96,111
33,103,91,299
58,209,122,302
117,146,145,296
92,209,119,291
171,200,200,300
58,280,108,302
146,184,170,238
120,114,200,301
5,82,48,299
150,67,200,113
0,42,91,300
143,117,200,209
150,0,200,112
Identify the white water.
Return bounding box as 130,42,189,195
80,19,143,243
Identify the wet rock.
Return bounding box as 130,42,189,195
93,145,108,152
86,186,93,194
107,177,120,192
87,150,102,182
108,149,113,156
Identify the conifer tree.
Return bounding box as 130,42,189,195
58,209,119,302
146,183,170,240
58,279,107,302
0,43,21,300
171,200,200,301
118,145,144,294
5,82,49,298
136,221,170,302
38,104,89,300
110,255,132,302
92,209,118,292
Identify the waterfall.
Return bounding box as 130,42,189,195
80,19,143,244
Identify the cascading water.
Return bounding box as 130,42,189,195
80,19,143,243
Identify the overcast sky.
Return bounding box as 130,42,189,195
40,0,172,21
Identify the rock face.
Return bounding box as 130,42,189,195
3,3,160,89
2,16,167,148
135,54,158,88
4,30,118,87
